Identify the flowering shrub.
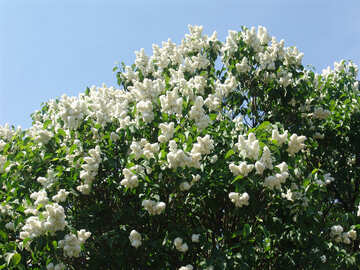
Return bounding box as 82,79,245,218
0,25,360,269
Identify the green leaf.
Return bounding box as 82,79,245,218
12,253,21,266
43,119,52,129
57,128,66,138
0,230,7,241
225,149,235,159
243,224,251,238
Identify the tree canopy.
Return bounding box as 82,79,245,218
1,25,360,269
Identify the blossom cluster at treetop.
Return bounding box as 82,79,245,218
0,25,360,269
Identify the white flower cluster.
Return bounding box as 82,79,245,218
174,237,188,253
236,57,251,73
52,189,70,203
179,174,201,191
37,168,58,189
158,122,175,143
30,189,49,207
77,145,102,194
0,202,12,215
272,129,288,146
232,137,269,176
28,121,53,145
130,139,159,160
179,265,193,270
5,222,15,231
59,229,91,257
242,26,271,52
142,199,166,215
189,96,211,131
191,234,200,243
312,107,331,120
191,135,214,156
120,168,139,189
0,123,18,141
330,225,357,244
47,262,65,270
160,89,183,116
281,183,301,202
0,155,7,173
235,133,259,160
167,135,214,170
0,140,6,151
287,134,306,156
213,75,237,100
167,140,200,169
228,192,250,208
20,203,67,239
258,146,273,171
42,203,67,233
136,100,154,123
179,181,192,191
129,230,142,248
264,162,289,190
55,94,89,130
229,130,298,191
358,203,360,217
229,162,254,177
45,85,132,131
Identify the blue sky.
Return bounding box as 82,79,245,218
1,0,360,129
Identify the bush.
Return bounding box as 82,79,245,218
1,25,360,269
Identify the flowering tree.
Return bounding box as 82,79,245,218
1,25,360,269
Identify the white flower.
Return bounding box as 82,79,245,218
47,262,65,270
276,162,288,173
180,181,192,191
110,132,120,141
142,199,166,215
5,222,15,231
236,57,251,73
174,237,188,253
229,162,254,177
52,189,70,203
30,190,49,207
255,161,265,175
179,265,193,270
129,230,142,248
77,146,102,194
229,192,250,208
348,229,357,241
235,133,260,160
312,107,330,120
264,171,288,190
77,229,91,243
330,225,343,237
320,255,326,263
59,230,91,258
191,234,200,243
158,122,175,143
120,168,139,189
272,129,288,145
191,135,214,155
287,134,306,156
260,146,273,169
43,203,67,233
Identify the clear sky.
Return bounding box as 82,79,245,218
1,0,359,129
